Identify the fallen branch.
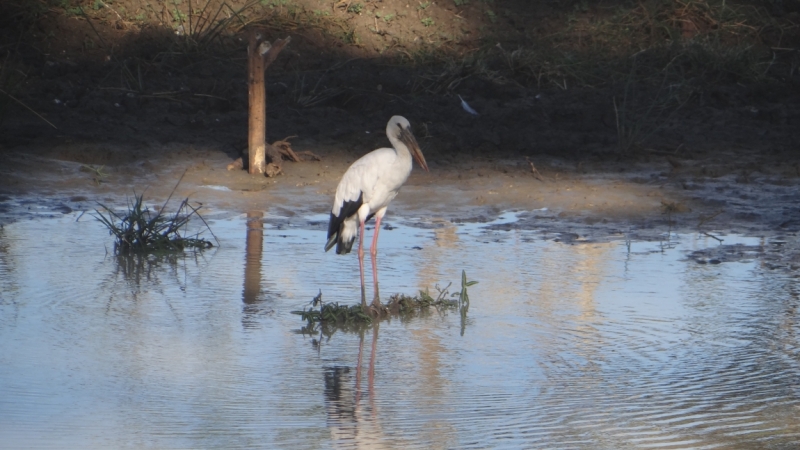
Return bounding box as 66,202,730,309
0,88,58,129
525,157,545,181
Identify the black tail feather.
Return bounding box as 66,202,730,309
325,193,363,254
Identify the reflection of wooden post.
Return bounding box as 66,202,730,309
243,211,264,304
247,29,291,176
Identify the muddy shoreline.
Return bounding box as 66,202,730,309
2,136,799,243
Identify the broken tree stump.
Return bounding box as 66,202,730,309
247,29,291,177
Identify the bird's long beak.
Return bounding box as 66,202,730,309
399,126,429,172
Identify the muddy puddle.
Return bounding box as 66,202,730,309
1,210,799,449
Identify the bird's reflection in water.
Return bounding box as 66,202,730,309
324,366,357,438
324,324,386,447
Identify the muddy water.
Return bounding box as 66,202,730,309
0,212,798,449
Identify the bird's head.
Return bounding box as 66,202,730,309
387,116,429,172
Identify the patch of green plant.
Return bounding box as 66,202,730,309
80,164,109,185
456,270,477,336
150,0,268,54
95,188,216,254
293,291,373,326
377,12,395,22
64,4,83,15
293,272,478,333
421,17,434,27
171,8,187,24
341,28,359,45
347,3,363,14
418,1,431,10
485,9,496,23
453,0,469,6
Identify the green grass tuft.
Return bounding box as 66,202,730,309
293,272,478,335
95,192,215,254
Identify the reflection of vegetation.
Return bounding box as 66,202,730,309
112,251,189,287
293,272,477,335
457,270,477,336
95,191,215,254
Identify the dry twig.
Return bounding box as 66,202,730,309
525,157,545,181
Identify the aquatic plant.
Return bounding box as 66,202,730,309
95,192,215,254
457,269,477,336
293,272,478,332
293,290,373,326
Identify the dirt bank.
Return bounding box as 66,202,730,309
1,0,799,241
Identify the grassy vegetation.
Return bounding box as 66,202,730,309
293,271,477,334
10,0,794,89
95,191,216,254
2,0,796,154
499,0,795,87
394,0,798,101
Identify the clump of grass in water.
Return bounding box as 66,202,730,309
293,271,478,333
293,290,373,328
95,180,216,254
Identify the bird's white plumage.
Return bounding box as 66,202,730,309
332,146,408,218
327,116,426,254
331,146,408,252
325,115,428,309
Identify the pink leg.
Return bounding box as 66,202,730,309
358,218,367,310
355,329,364,407
370,215,382,306
368,322,378,397
370,215,382,258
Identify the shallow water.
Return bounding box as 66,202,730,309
0,212,798,449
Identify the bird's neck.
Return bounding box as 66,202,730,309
388,137,412,164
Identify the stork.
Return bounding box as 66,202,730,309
325,116,429,312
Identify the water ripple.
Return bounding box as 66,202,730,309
0,215,798,448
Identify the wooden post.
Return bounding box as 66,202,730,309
247,29,291,177
247,30,267,175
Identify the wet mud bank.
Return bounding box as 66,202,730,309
1,140,799,269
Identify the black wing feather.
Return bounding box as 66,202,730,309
325,191,363,253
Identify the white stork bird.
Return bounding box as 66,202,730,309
325,115,429,311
